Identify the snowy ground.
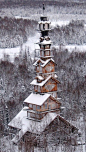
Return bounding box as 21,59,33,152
0,32,40,62
0,35,86,62
0,14,86,62
0,12,86,62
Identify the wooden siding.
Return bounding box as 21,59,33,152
28,97,60,113
39,98,59,112
43,62,55,73
36,65,42,73
41,79,57,93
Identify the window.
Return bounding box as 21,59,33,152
40,24,43,30
45,23,48,29
38,86,40,92
42,51,44,56
37,106,40,110
35,86,38,91
33,105,36,111
45,103,47,109
41,45,44,49
45,45,49,49
29,104,32,108
30,113,35,118
40,67,42,72
49,105,51,110
52,103,56,109
41,105,44,109
46,51,49,56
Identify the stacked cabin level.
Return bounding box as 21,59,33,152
24,16,61,121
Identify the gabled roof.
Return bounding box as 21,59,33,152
33,58,55,67
33,58,44,66
24,93,50,106
30,75,60,87
8,109,78,144
41,58,55,67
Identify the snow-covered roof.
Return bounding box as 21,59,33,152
8,108,58,143
39,40,52,45
24,93,50,105
33,58,44,66
30,75,60,86
36,75,44,81
38,21,51,24
30,75,51,86
41,58,55,67
8,108,78,144
33,58,55,67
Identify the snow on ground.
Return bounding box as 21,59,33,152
0,40,86,63
0,136,18,152
51,20,70,28
0,32,40,62
0,17,86,62
55,44,86,52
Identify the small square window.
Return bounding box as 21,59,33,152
35,86,37,90
52,103,56,109
33,105,36,111
41,105,44,109
31,113,35,118
29,104,32,108
37,106,40,110
46,51,49,56
49,105,51,110
45,103,47,109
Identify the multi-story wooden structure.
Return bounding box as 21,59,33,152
8,15,78,151
23,16,61,121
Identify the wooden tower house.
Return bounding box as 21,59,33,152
8,13,78,151
23,16,61,121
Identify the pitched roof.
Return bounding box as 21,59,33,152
30,75,51,86
24,93,50,106
33,58,55,67
41,58,55,67
8,109,78,144
30,76,60,87
33,58,44,66
8,109,58,144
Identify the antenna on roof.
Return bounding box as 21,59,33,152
43,3,45,15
